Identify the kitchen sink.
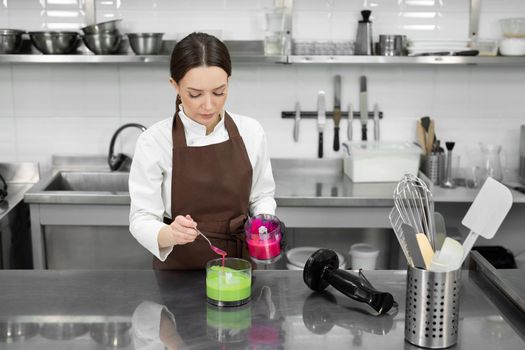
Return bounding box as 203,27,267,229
44,171,129,192
24,171,131,205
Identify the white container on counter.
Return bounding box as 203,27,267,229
343,142,421,182
349,243,379,270
286,246,346,270
499,38,525,56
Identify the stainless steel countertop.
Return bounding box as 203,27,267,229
0,269,523,349
273,158,397,207
471,251,525,314
24,157,525,207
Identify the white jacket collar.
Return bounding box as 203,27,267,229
178,107,224,136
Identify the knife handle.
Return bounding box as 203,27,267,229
293,118,300,142
361,126,367,141
318,132,323,158
426,120,435,154
333,126,340,151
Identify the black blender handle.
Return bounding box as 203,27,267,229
324,268,394,315
303,249,396,315
361,126,367,141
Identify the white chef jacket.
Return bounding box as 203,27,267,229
129,108,277,261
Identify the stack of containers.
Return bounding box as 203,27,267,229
499,18,525,56
264,6,292,56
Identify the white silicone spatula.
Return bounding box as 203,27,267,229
430,238,463,272
461,177,513,263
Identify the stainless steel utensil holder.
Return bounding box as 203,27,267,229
405,266,461,349
421,154,445,185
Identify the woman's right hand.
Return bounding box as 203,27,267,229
170,214,200,245
158,215,199,248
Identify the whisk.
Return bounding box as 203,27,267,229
389,207,414,267
393,174,436,250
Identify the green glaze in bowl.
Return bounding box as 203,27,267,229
206,258,252,306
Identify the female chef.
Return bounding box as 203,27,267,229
129,32,277,269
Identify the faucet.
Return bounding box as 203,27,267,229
108,123,147,171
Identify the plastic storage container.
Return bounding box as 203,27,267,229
499,17,525,38
349,243,379,270
499,38,525,56
244,214,282,264
343,142,421,183
470,39,498,56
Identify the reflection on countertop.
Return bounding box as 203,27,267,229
0,269,523,349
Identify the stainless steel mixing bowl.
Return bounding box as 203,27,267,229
81,19,122,35
127,32,164,55
28,31,79,54
82,33,121,54
0,29,25,54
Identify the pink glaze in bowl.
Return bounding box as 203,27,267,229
244,214,282,261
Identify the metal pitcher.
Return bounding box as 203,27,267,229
355,10,374,55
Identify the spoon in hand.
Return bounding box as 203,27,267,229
196,228,227,256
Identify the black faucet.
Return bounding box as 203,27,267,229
108,123,147,171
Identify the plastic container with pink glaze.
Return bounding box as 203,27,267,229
244,214,282,264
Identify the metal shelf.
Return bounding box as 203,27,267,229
0,53,286,64
1,53,525,65
287,55,525,65
0,39,286,64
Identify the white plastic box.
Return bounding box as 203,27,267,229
343,142,421,182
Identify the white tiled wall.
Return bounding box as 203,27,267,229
0,0,524,174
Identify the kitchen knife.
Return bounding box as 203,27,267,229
293,102,300,142
426,119,435,154
317,91,326,158
359,76,368,141
373,103,379,141
347,104,353,141
333,75,342,151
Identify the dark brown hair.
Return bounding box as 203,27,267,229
170,32,232,116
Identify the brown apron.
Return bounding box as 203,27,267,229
153,112,253,270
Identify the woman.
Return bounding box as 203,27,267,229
129,32,277,269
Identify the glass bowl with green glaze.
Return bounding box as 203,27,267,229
206,258,252,307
